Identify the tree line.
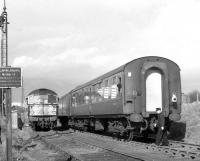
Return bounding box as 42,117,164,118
185,90,200,103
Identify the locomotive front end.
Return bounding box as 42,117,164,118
27,88,58,130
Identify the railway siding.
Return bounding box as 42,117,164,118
40,132,142,161
35,130,199,161
73,132,172,161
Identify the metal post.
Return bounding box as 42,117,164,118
6,88,12,161
0,1,12,160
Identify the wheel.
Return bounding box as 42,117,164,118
125,130,134,141
124,119,134,141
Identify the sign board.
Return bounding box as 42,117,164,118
0,67,21,88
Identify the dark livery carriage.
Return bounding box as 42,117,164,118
58,56,181,141
27,88,58,130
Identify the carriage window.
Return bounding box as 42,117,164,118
84,88,90,104
117,76,122,94
90,76,122,102
98,82,104,102
89,87,93,103
110,74,122,99
94,84,99,103
104,79,110,100
76,93,80,105
91,82,104,102
72,93,77,107
91,85,96,103
111,77,118,99
112,76,117,85
105,80,108,87
76,91,83,105
108,78,112,99
80,89,84,104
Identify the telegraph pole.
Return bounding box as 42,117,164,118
0,0,12,160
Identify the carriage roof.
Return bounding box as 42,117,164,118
72,56,180,92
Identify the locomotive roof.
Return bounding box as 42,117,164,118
28,88,57,96
71,56,180,92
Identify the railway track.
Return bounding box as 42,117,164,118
169,140,200,159
37,130,142,161
33,129,200,161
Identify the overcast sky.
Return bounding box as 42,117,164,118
1,0,200,103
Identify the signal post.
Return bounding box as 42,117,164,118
0,1,22,161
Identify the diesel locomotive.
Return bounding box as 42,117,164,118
58,56,181,141
27,88,58,130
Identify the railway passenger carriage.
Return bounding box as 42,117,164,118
27,88,58,130
58,56,181,141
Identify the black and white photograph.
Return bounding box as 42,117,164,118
0,0,200,160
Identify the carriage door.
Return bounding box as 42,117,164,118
146,72,162,112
